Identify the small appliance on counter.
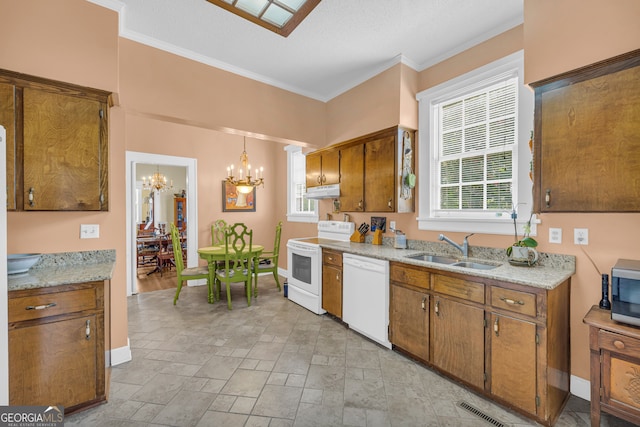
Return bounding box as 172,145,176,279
394,230,407,249
611,258,640,327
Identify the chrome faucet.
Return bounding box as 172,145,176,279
439,233,475,258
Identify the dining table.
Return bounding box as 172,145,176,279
197,244,264,303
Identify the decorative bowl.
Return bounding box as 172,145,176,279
7,253,41,275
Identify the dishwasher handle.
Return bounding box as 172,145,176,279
343,255,387,273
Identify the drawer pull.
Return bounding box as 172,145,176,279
328,257,333,261
435,300,440,316
494,318,500,336
25,302,57,310
86,319,91,340
336,273,340,281
499,297,524,306
421,296,427,311
613,340,625,350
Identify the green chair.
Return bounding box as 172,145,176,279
215,223,253,310
211,219,228,246
170,223,212,305
253,221,282,297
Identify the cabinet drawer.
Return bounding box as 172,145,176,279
432,274,484,303
390,264,429,289
599,330,640,358
9,287,98,323
491,287,537,317
323,250,342,267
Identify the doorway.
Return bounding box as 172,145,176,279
125,152,200,296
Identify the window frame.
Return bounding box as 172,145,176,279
416,50,537,236
285,145,318,223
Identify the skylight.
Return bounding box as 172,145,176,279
206,0,321,37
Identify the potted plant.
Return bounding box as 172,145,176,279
506,207,539,264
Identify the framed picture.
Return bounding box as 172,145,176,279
222,181,256,212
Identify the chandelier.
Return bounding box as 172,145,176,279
226,137,264,194
143,166,174,193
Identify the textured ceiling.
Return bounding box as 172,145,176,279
92,0,523,101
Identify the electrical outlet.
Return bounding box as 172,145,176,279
549,228,562,244
574,228,588,245
80,224,100,239
389,221,396,232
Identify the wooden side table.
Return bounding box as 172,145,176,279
583,306,640,426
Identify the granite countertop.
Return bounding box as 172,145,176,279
319,237,575,290
8,250,116,292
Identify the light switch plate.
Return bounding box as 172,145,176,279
549,228,562,244
80,224,99,239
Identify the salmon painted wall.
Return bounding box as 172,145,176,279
118,39,326,148
522,0,640,381
0,0,129,348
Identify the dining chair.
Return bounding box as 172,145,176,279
170,223,212,305
211,219,229,269
252,221,282,297
215,223,253,310
211,219,228,246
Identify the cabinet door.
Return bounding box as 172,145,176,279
432,296,485,389
364,134,395,212
322,150,340,185
339,144,364,211
305,152,322,188
322,264,342,317
390,283,429,361
0,82,17,210
9,314,98,407
490,313,537,414
23,88,106,210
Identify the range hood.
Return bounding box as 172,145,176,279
305,184,340,199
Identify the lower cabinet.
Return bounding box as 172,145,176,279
432,295,485,389
489,312,537,414
389,284,429,362
322,249,343,318
8,281,109,414
388,262,570,426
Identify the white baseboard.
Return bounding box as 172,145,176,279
571,375,590,401
111,338,132,366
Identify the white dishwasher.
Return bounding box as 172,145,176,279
342,253,391,349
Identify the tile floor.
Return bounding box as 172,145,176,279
67,276,635,427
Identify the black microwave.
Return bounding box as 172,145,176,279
611,258,640,327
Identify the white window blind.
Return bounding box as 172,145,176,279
416,51,535,236
286,145,317,223
437,78,517,212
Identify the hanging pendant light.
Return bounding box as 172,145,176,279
143,165,174,193
226,137,264,194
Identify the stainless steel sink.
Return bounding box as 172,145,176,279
404,254,459,264
452,261,499,270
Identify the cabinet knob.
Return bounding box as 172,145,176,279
613,340,625,350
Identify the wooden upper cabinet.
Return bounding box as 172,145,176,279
0,82,17,210
339,143,364,212
1,69,110,211
305,149,339,188
364,133,396,211
531,49,640,212
308,126,415,213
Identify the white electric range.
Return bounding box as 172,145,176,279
286,221,355,314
